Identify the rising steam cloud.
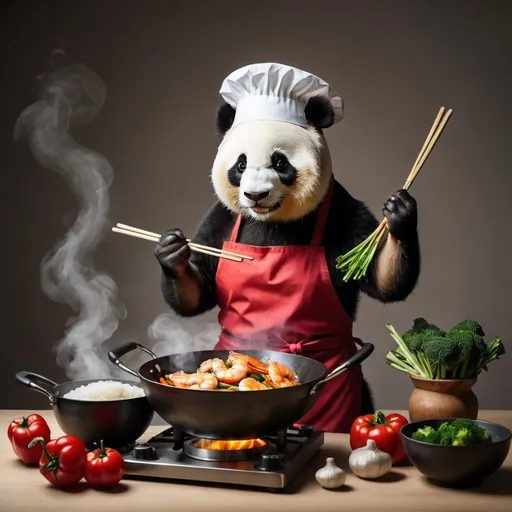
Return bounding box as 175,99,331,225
148,313,220,355
13,51,126,380
14,51,222,380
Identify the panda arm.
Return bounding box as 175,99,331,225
160,202,233,316
352,201,421,303
325,183,420,307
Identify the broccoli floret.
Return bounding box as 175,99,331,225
439,433,453,445
411,426,441,444
447,330,484,378
452,427,476,446
450,420,492,446
437,421,451,432
473,335,488,354
402,332,424,352
421,336,462,378
449,418,475,431
450,320,485,337
449,330,478,354
411,318,429,331
473,425,492,444
411,419,493,446
402,318,447,353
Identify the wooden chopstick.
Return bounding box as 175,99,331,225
404,107,453,190
112,223,253,262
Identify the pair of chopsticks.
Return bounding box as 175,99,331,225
112,223,253,262
403,106,453,191
375,106,453,238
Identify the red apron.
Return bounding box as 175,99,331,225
214,176,363,433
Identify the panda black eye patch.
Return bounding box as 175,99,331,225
271,152,297,187
227,154,246,187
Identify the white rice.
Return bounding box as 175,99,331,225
63,380,145,401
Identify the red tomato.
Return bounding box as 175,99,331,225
7,414,51,464
350,411,409,464
84,440,125,489
29,435,86,487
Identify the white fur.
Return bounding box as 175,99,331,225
211,120,333,222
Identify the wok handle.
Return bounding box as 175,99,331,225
107,342,158,379
310,342,375,395
15,371,58,405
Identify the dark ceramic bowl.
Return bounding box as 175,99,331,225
400,418,511,488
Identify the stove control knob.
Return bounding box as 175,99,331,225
259,453,282,470
133,443,158,460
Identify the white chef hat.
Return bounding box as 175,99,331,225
219,62,343,130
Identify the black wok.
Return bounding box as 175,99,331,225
107,340,374,440
15,371,154,450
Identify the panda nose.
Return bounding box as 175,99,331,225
244,191,270,202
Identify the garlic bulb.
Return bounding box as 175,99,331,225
315,457,347,489
348,439,392,479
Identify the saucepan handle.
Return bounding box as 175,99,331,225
107,342,158,379
310,341,375,395
15,371,59,405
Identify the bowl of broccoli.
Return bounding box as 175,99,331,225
400,418,511,488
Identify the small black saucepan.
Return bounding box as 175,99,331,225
15,371,154,450
108,340,374,440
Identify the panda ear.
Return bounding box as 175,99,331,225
304,95,335,130
216,101,236,136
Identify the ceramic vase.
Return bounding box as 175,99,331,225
408,375,479,421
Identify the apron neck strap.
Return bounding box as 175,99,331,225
229,211,243,242
310,174,335,246
228,174,335,245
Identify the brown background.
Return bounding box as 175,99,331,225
3,0,511,414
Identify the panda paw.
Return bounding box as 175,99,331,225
382,189,418,240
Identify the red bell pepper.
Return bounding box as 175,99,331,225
7,414,51,464
350,411,409,464
29,435,87,488
84,439,125,489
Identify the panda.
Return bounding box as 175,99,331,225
155,63,421,433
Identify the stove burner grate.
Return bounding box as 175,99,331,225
183,438,269,462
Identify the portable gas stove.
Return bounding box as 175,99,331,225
122,424,324,492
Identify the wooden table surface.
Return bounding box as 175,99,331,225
1,409,511,512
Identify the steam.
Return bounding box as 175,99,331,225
147,313,220,369
13,51,126,380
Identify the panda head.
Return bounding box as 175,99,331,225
210,63,343,223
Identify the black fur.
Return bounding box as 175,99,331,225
271,152,297,186
159,181,421,416
304,95,336,129
216,102,236,135
227,154,246,187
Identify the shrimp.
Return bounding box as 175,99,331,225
239,377,268,391
214,352,248,384
198,358,227,374
267,360,299,388
229,352,269,375
167,371,218,390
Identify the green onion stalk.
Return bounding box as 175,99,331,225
335,220,387,282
